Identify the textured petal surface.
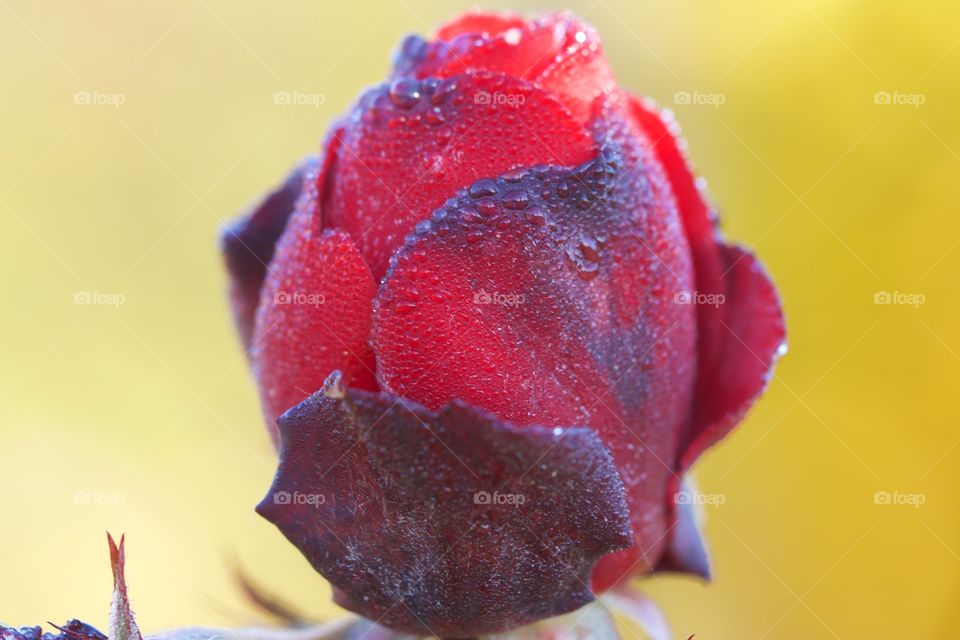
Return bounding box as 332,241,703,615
372,101,697,590
253,196,378,444
324,71,595,279
257,373,632,637
221,158,312,350
392,12,614,123
627,96,785,470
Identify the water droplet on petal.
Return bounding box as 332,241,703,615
388,79,421,109
469,179,499,198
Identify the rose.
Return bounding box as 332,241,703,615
222,10,785,637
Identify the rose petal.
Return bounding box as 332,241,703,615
372,109,697,591
253,206,378,445
1,622,108,640
627,96,786,470
324,71,595,279
655,477,710,579
392,13,614,123
532,20,615,122
257,372,632,637
399,26,563,87
221,158,312,351
222,126,345,352
680,243,786,470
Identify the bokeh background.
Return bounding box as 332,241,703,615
2,0,958,637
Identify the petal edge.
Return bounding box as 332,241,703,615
257,373,633,637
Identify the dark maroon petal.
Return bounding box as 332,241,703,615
256,373,632,637
0,623,107,640
221,158,312,350
372,100,698,591
626,97,786,470
654,478,710,579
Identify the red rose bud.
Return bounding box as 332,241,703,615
222,9,785,637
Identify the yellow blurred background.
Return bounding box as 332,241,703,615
1,0,958,637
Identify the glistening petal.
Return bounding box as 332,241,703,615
372,118,697,591
253,208,378,446
324,71,595,279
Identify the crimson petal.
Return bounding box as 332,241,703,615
257,373,632,638
252,203,378,445
680,244,786,469
372,116,698,591
391,13,614,123
324,71,594,279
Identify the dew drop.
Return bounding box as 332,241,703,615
388,79,421,110
469,179,499,198
501,190,529,210
525,207,547,225
501,167,529,182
